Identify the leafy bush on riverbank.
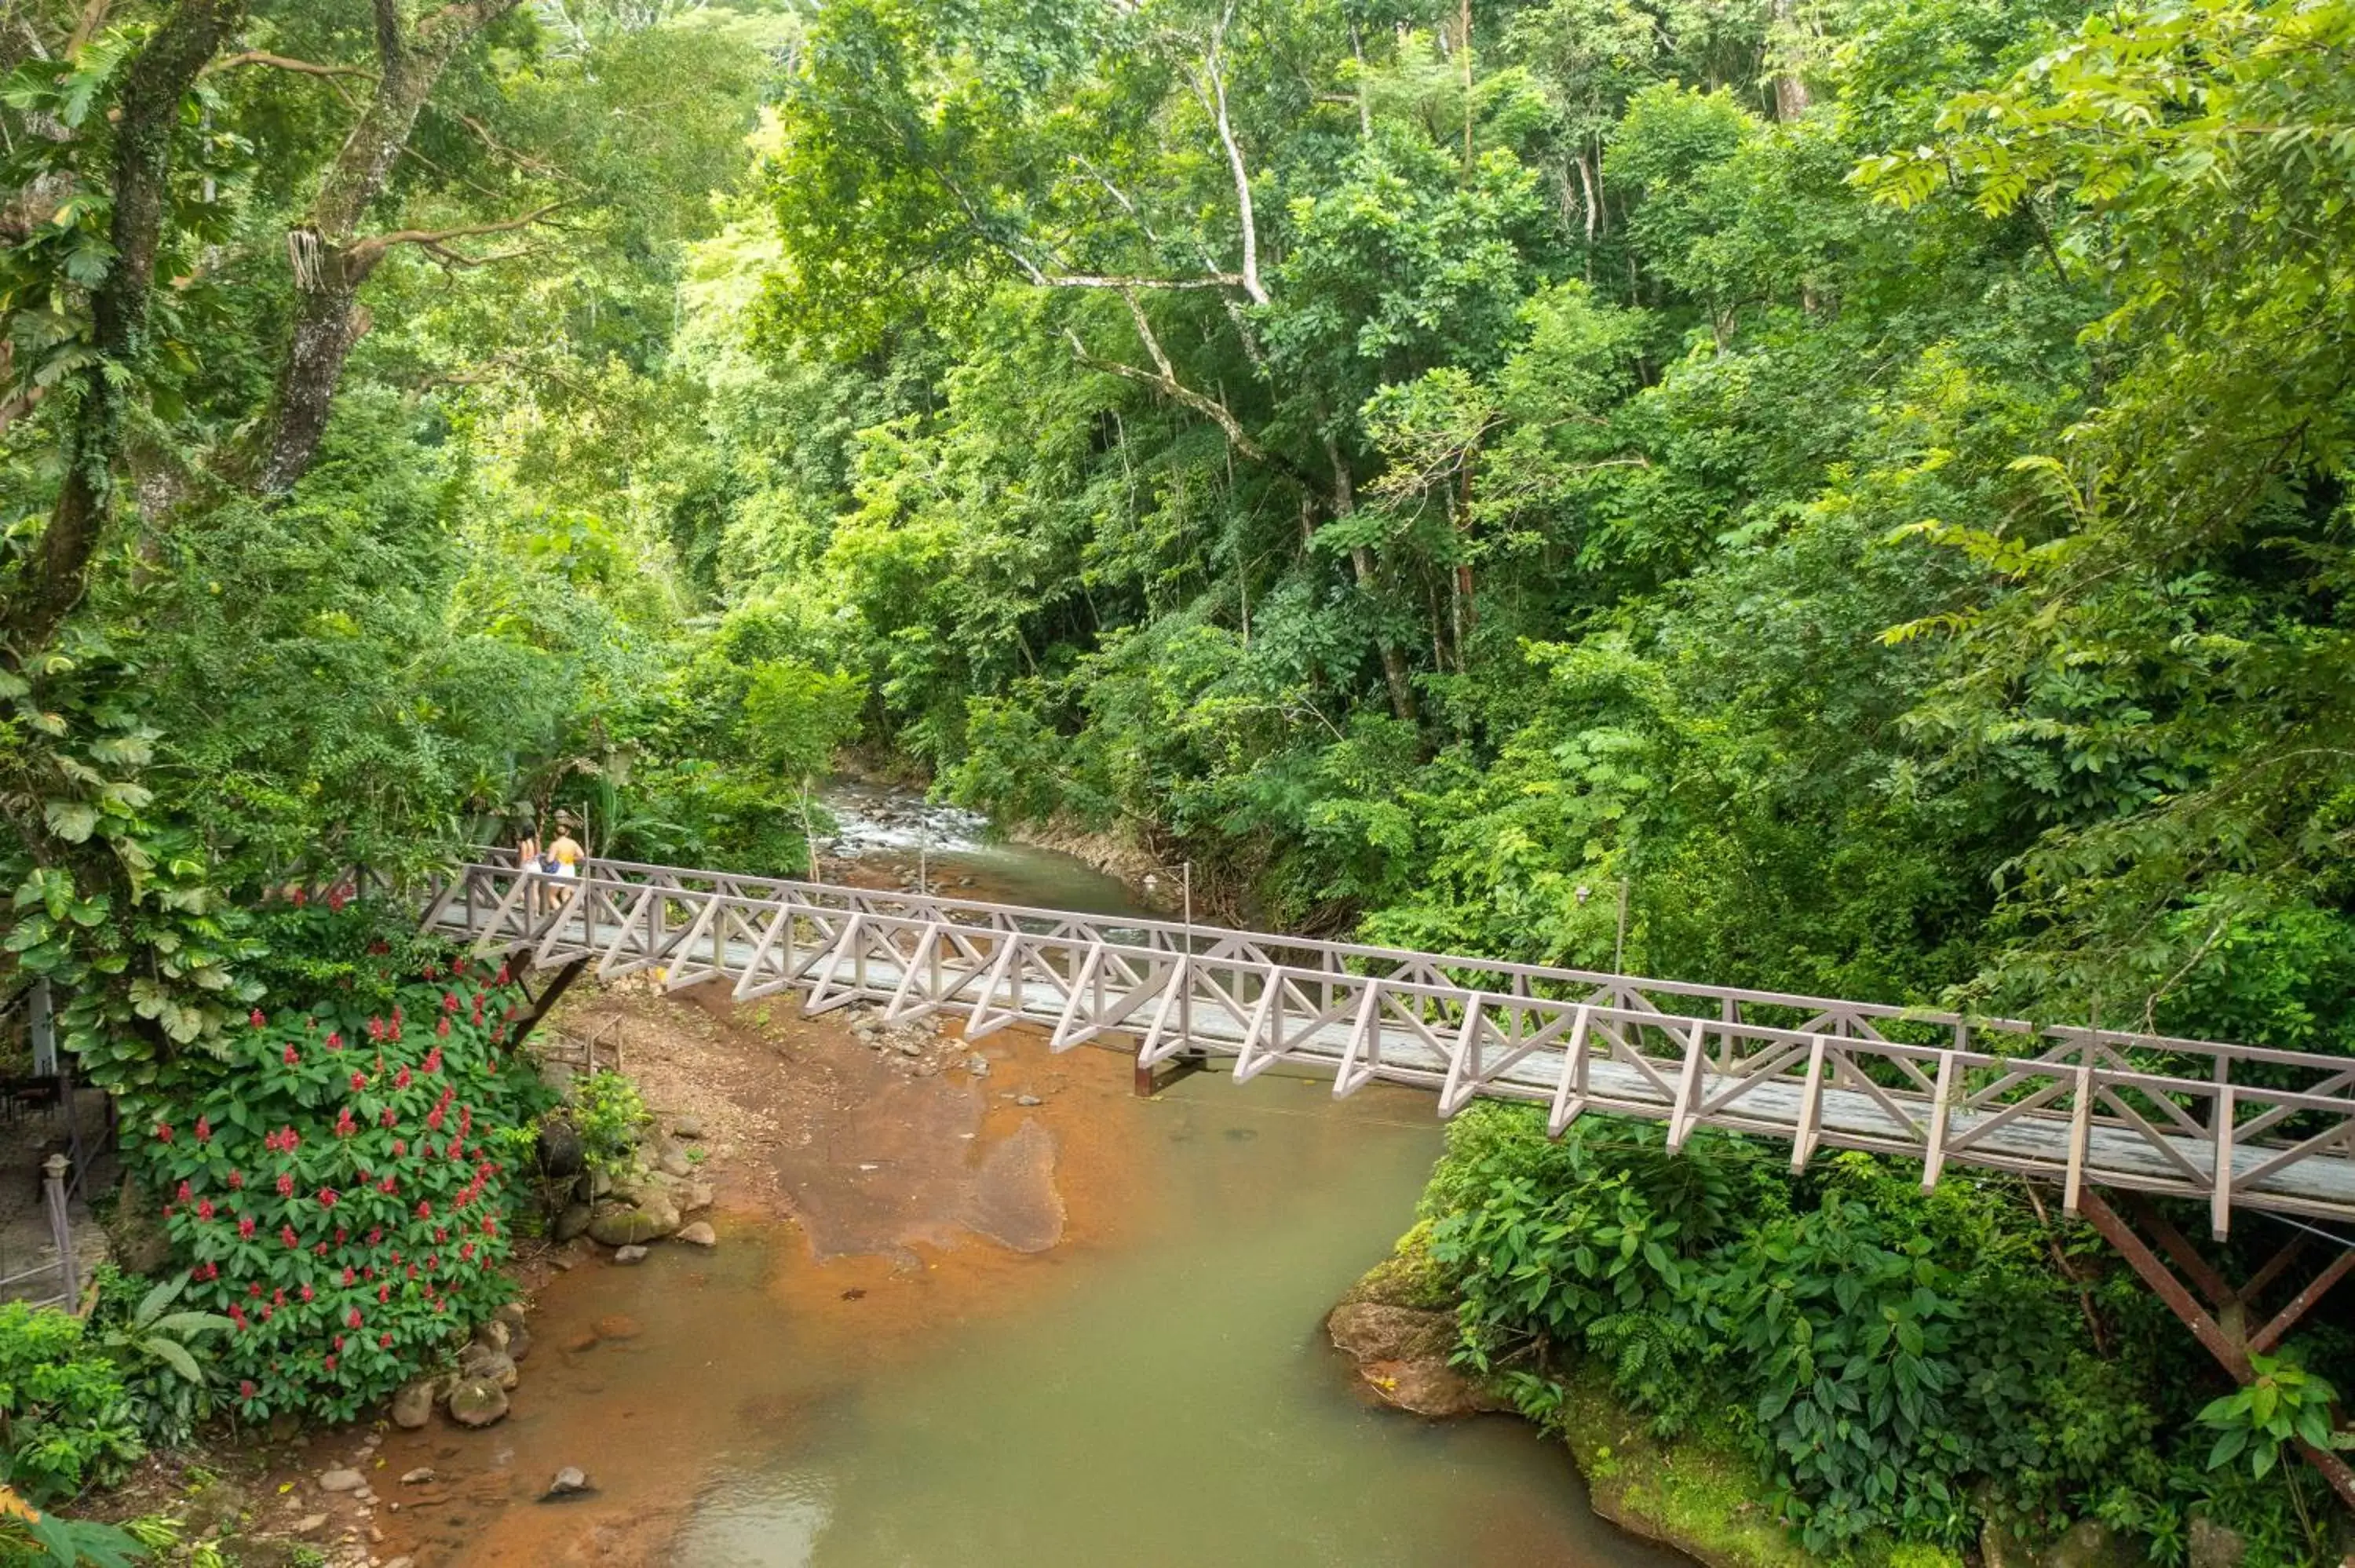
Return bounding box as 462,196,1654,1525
128,913,550,1424
1420,1105,2338,1563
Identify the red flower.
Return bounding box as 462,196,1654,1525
290,888,307,907
299,1282,315,1302
459,1242,476,1263
228,1170,244,1190
273,1286,286,1306
379,1176,396,1194
378,1284,390,1304
249,1011,265,1029
239,1380,257,1398
323,1354,337,1371
282,1042,300,1065
381,1107,397,1127
239,1216,256,1239
247,1282,261,1297
316,1187,338,1209
392,1139,407,1157
434,1227,447,1244
277,1172,294,1198
436,1016,451,1037
423,1048,444,1074
346,1307,363,1329
199,1260,218,1281
342,1267,356,1287
349,1071,367,1092
196,1199,215,1220
228,1304,246,1327
280,1225,299,1248
314,1242,328,1256
194,1116,211,1143
396,1067,413,1089
379,1333,392,1348
426,1107,445,1132
367,1227,383,1245
335,1108,356,1138
416,1201,433,1220
175,1180,192,1204
334,1226,348,1245
154,1122,173,1143
443,992,460,1013
327,1031,342,1050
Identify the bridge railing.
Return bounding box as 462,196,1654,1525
425,854,2355,1231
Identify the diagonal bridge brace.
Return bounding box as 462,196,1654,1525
2077,1187,2355,1507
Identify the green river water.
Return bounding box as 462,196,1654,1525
666,807,1684,1567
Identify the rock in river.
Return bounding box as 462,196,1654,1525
390,1378,442,1430
447,1375,509,1428
461,1347,519,1391
318,1468,365,1493
677,1221,717,1248
612,1244,649,1264
542,1466,594,1501
587,1194,679,1246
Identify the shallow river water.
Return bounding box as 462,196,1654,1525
374,791,1687,1567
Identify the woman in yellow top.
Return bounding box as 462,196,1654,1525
547,814,585,881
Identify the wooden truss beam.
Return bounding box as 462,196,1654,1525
2078,1187,2355,1508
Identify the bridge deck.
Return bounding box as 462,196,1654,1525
423,854,2355,1232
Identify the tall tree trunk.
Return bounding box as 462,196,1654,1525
1325,437,1415,723
1770,0,1810,121
256,0,523,494
13,0,249,654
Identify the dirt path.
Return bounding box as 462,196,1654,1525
361,979,1156,1567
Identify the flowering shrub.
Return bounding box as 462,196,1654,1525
134,950,550,1424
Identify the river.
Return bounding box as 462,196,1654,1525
371,789,1689,1567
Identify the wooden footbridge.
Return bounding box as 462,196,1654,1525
424,849,2355,1234
425,846,2355,1498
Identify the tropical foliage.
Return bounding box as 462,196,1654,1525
5,0,2355,1549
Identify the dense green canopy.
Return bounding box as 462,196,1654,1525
6,0,2355,1551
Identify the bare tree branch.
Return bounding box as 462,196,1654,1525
203,49,374,79
1192,0,1268,307
1063,292,1313,491
63,0,109,56
344,201,566,272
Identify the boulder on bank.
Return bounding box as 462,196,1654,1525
447,1375,509,1428
1324,1301,1505,1419
586,1194,680,1247
391,1377,447,1430
1327,1302,1456,1363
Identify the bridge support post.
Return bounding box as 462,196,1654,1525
1134,1048,1209,1098
517,957,590,1041
2078,1187,2355,1508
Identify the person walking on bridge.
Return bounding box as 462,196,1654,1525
547,813,586,884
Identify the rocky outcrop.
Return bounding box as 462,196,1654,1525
1324,1301,1506,1418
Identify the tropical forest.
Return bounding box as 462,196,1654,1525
2,0,2353,1562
